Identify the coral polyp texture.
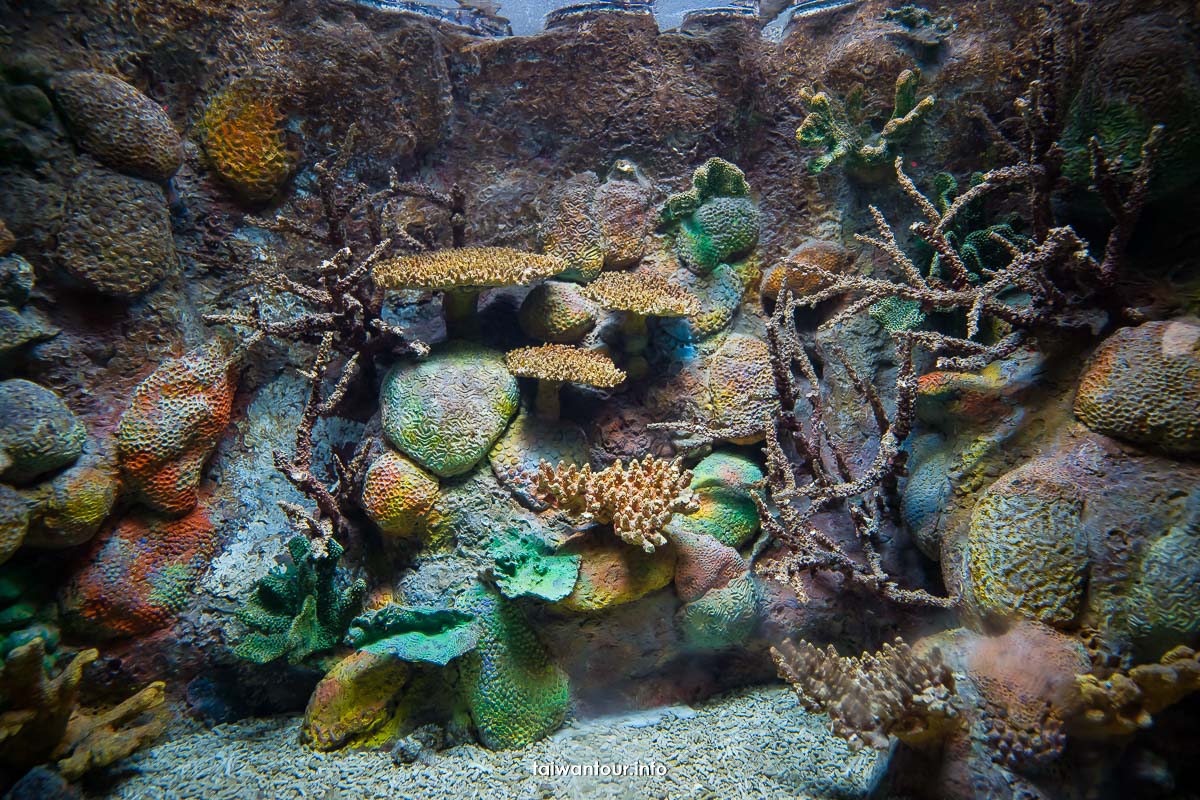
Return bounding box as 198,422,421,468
1074,645,1200,737
536,456,697,552
196,77,296,203
760,239,853,305
0,379,85,486
555,532,675,612
662,158,760,275
117,337,239,516
541,172,604,283
667,451,764,548
301,650,411,751
381,342,520,478
51,71,182,182
505,345,625,388
580,270,700,318
59,505,217,638
963,461,1087,628
1074,318,1200,457
54,167,176,297
517,281,597,343
359,448,439,540
374,247,565,291
596,160,653,269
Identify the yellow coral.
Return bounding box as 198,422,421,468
580,271,700,318
197,77,296,203
536,456,697,553
374,247,565,290
359,448,439,539
506,345,625,388
1074,646,1200,737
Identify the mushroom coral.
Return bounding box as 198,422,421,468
505,344,625,420
579,271,699,378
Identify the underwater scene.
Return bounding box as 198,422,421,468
0,0,1198,797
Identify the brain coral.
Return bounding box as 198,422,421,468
517,281,597,344
0,379,86,485
54,167,176,297
663,158,760,275
963,462,1087,628
667,451,763,548
381,343,519,478
60,505,217,638
22,455,118,549
488,414,589,510
1074,318,1200,457
0,484,29,565
678,571,760,651
702,333,778,444
51,71,183,182
596,161,653,269
670,261,747,339
197,77,296,203
541,172,604,283
359,448,439,540
555,532,675,613
117,337,238,516
1129,528,1200,660
458,583,569,750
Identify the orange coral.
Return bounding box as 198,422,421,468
359,448,439,539
197,77,296,203
60,504,217,638
117,337,238,516
760,240,852,305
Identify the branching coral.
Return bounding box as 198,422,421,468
234,535,366,665
795,69,935,175
536,456,697,553
55,680,167,781
771,636,959,751
1073,645,1200,737
505,344,625,420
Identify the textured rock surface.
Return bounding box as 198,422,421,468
381,343,519,478
0,379,85,485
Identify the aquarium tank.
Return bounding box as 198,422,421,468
0,0,1198,797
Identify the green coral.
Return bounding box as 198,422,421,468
0,565,59,668
457,582,570,750
662,158,760,275
487,529,581,603
346,605,479,666
869,296,927,334
1129,528,1200,660
667,452,763,548
796,69,935,175
678,572,760,650
233,536,365,665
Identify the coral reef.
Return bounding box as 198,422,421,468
667,451,764,548
196,76,296,203
555,532,675,613
1074,646,1200,737
505,344,625,420
117,337,239,516
50,71,182,182
233,536,365,665
541,172,604,283
381,342,519,478
300,650,410,751
517,281,597,344
488,413,589,510
596,160,653,269
358,448,439,540
60,505,217,638
760,239,852,307
661,158,761,275
486,529,581,603
795,69,934,175
0,380,85,486
346,605,479,666
536,456,697,553
1074,318,1200,457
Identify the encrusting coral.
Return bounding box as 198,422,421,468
760,239,853,307
233,535,366,665
0,379,86,486
1073,645,1200,738
660,157,760,275
358,448,439,541
117,336,239,517
50,70,182,182
771,636,959,751
795,69,935,175
196,75,296,203
486,529,581,604
505,344,625,420
536,456,697,553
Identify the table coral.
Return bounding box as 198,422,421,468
505,344,625,420
51,70,182,182
59,504,216,638
536,455,697,553
346,605,479,666
117,336,239,516
963,460,1087,628
0,379,85,486
54,166,176,297
457,583,569,750
1074,318,1200,458
359,448,439,540
580,270,700,377
233,535,366,665
541,172,604,283
662,158,760,275
381,342,520,478
196,76,296,203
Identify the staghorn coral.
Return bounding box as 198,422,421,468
196,76,296,203
1074,318,1200,457
966,622,1090,770
517,281,597,344
541,172,604,283
358,448,439,541
795,69,934,175
661,158,760,275
457,582,569,750
772,636,958,751
760,239,853,307
51,71,182,182
381,342,519,478
536,456,697,553
1073,645,1200,738
54,167,176,298
963,460,1087,628
596,159,653,269
505,344,625,420
0,380,85,486
233,535,366,665
60,505,217,638
117,336,239,516
301,650,411,752
486,529,581,603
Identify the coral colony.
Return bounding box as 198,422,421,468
0,1,1198,798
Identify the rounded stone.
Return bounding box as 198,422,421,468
54,168,176,297
381,343,519,478
0,484,30,565
22,457,118,549
51,70,183,182
0,379,86,485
